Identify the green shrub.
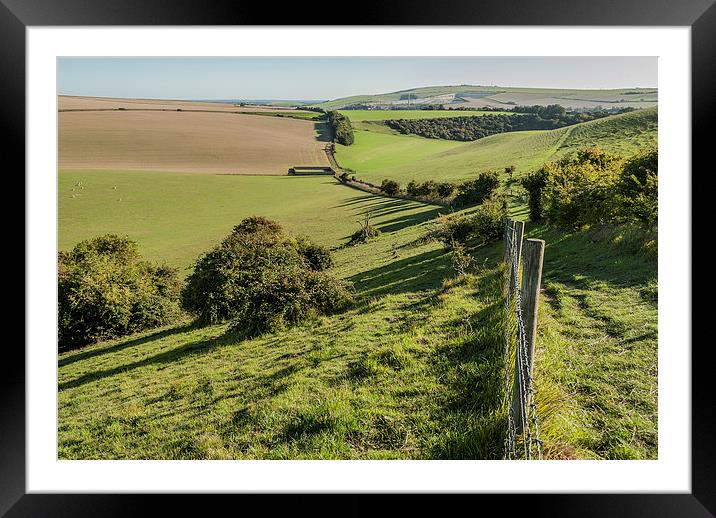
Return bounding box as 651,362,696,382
415,180,439,198
380,179,401,196
181,217,352,333
348,214,380,246
429,214,475,245
454,171,500,207
521,169,548,221
326,111,355,146
470,193,508,244
436,182,456,198
540,147,624,228
296,237,334,271
614,148,658,224
58,235,181,350
425,194,506,247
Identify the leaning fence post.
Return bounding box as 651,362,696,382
511,238,545,432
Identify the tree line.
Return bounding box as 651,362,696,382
383,105,635,141
325,110,355,145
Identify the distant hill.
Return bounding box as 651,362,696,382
315,85,658,111
334,107,657,185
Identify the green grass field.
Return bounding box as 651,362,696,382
334,108,657,185
58,103,658,460
338,109,513,122
58,201,657,459
59,170,440,273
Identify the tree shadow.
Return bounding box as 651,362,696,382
347,248,451,297
58,322,197,368
376,208,442,234
315,122,333,143
59,331,225,391
532,224,657,289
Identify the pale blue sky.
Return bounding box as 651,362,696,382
58,57,657,101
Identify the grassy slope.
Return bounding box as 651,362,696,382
335,108,657,185
532,224,657,459
57,107,658,461
58,207,657,459
58,171,439,272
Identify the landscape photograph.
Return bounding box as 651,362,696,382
57,56,658,461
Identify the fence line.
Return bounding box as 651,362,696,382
503,219,544,460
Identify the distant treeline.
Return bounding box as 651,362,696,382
326,110,355,146
384,105,636,141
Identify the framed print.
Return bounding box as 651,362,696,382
4,0,713,514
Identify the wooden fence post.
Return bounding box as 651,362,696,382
503,220,525,293
503,220,514,265
511,238,545,431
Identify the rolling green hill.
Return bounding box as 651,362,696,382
58,100,658,461
334,107,657,185
58,196,657,460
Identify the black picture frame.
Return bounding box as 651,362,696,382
3,0,712,515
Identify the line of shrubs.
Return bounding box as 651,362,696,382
58,217,353,350
369,171,501,208
521,146,657,228
325,110,355,146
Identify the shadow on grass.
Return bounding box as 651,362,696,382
529,224,657,289
59,330,225,391
58,322,197,368
348,248,451,297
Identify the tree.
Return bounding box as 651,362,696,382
380,179,401,196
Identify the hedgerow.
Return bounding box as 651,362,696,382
522,147,657,228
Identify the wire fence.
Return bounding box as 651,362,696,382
503,219,544,460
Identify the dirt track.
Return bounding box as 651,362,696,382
59,97,330,174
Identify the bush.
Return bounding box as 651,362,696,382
181,217,352,334
58,235,181,350
425,194,507,247
405,180,418,196
523,146,658,228
454,171,500,207
436,182,456,198
521,169,549,221
614,149,658,224
380,179,401,196
429,214,475,245
471,193,508,243
296,237,334,271
539,147,624,228
348,213,380,246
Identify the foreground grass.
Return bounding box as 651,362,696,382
58,213,657,459
59,233,510,460
530,224,658,459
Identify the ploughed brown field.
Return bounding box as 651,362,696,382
59,96,330,174
58,95,303,113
